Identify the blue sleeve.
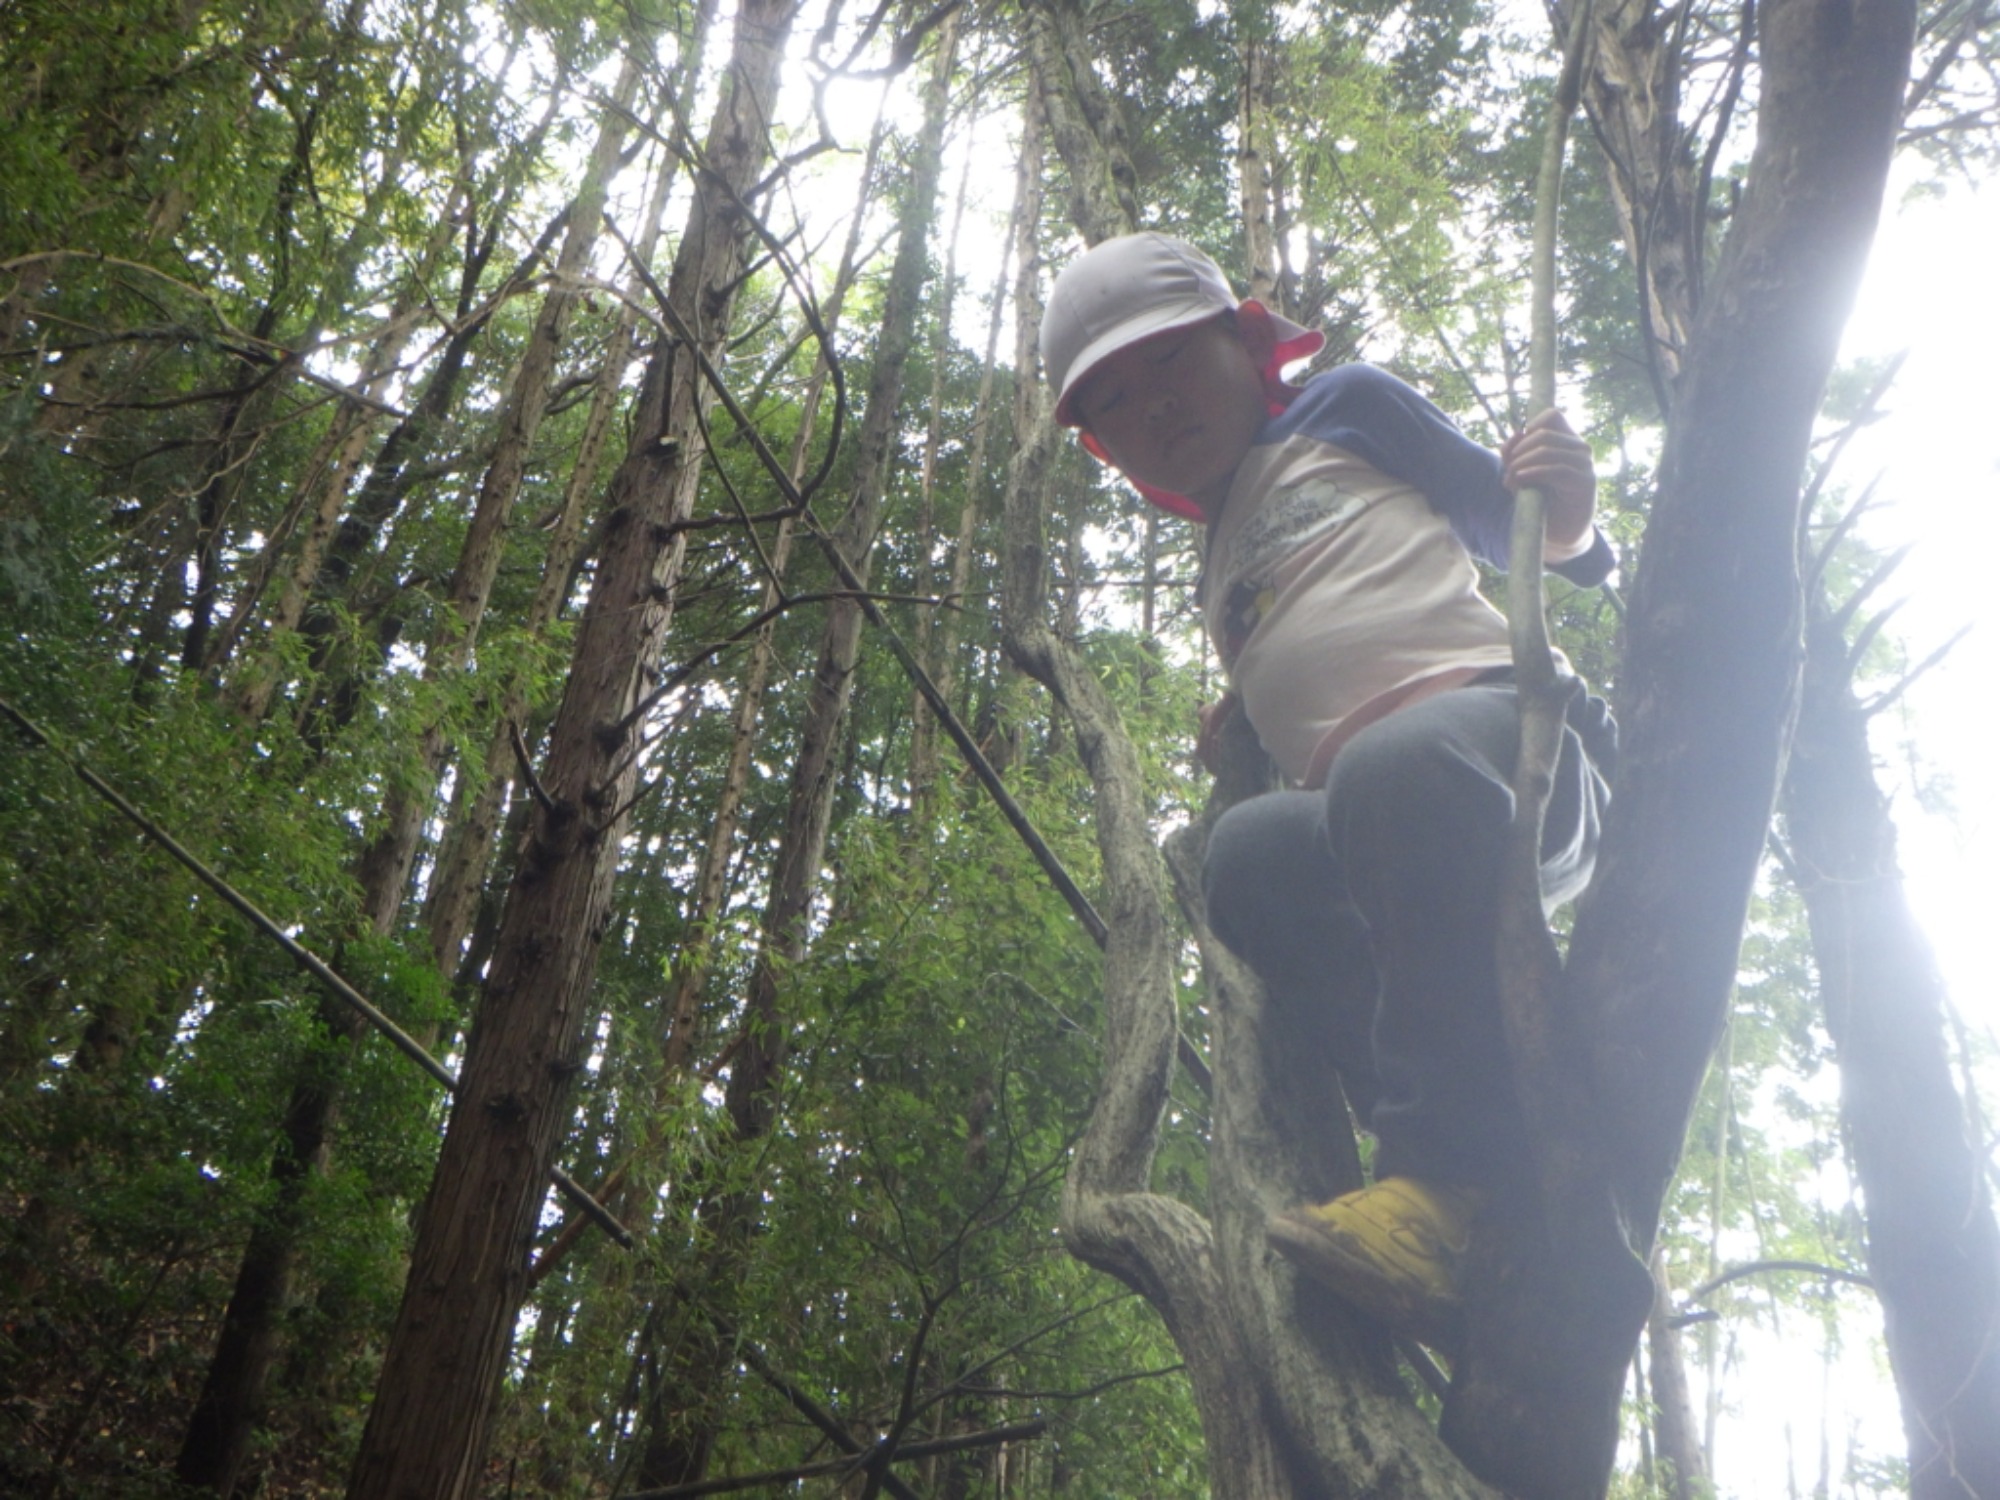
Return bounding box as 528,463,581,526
1270,365,1615,586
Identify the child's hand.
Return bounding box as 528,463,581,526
1500,408,1597,564
1196,694,1240,776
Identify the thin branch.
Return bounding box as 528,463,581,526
602,228,1108,948
612,588,948,742
862,1289,944,1500
1800,349,1905,587
618,1419,1048,1500
1804,477,1883,597
0,695,633,1250
1681,1258,1874,1305
594,590,949,828
1175,1033,1214,1095
1322,153,1508,434
737,1341,924,1500
1690,0,1756,318
1905,0,1998,119
1860,621,1974,717
952,1362,1186,1402
914,1291,1136,1418
510,720,559,815
1400,1339,1452,1400
1498,0,1593,1206
817,0,963,81
1841,596,1906,682
1828,541,1912,638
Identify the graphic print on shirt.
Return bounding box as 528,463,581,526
1214,476,1370,664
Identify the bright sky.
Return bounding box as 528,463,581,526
1839,166,2000,1051
1704,164,2000,1499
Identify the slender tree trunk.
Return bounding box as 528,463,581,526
208,287,427,683
342,6,803,1494
1783,589,2000,1499
659,102,888,1076
173,1011,348,1495
171,77,646,1484
180,4,410,676
632,22,957,1485
351,54,643,935
725,9,954,1146
929,130,1023,752
908,132,973,816
527,160,872,1284
421,9,714,980
1645,1252,1706,1500
1237,15,1280,314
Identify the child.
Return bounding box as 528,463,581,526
1040,233,1617,1353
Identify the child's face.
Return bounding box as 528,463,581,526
1070,309,1274,518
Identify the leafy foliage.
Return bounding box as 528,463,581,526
1,0,1987,1494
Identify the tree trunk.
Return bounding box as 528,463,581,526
423,1,714,980
172,75,646,1487
658,100,887,1077
926,127,1023,791
633,21,957,1485
1581,0,1914,1253
1573,0,1709,403
908,131,973,816
209,284,427,686
341,5,803,1493
1442,0,1919,1492
1783,587,2000,1499
173,1008,348,1495
1237,17,1281,315
350,53,642,936
1645,1252,1706,1500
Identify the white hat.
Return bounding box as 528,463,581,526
1041,232,1322,428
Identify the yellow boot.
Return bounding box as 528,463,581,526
1267,1176,1478,1353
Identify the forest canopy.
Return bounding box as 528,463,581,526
2,1,1995,1497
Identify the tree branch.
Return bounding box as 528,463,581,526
0,694,634,1250
618,1419,1048,1500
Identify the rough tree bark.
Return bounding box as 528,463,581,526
1574,0,1713,402
341,5,803,1494
1572,0,1912,1207
420,18,713,981
1556,8,1998,1494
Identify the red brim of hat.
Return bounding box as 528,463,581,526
1078,431,1208,520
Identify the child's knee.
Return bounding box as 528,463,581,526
1324,705,1517,876
1201,792,1325,949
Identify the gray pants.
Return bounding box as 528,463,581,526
1203,679,1612,1190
